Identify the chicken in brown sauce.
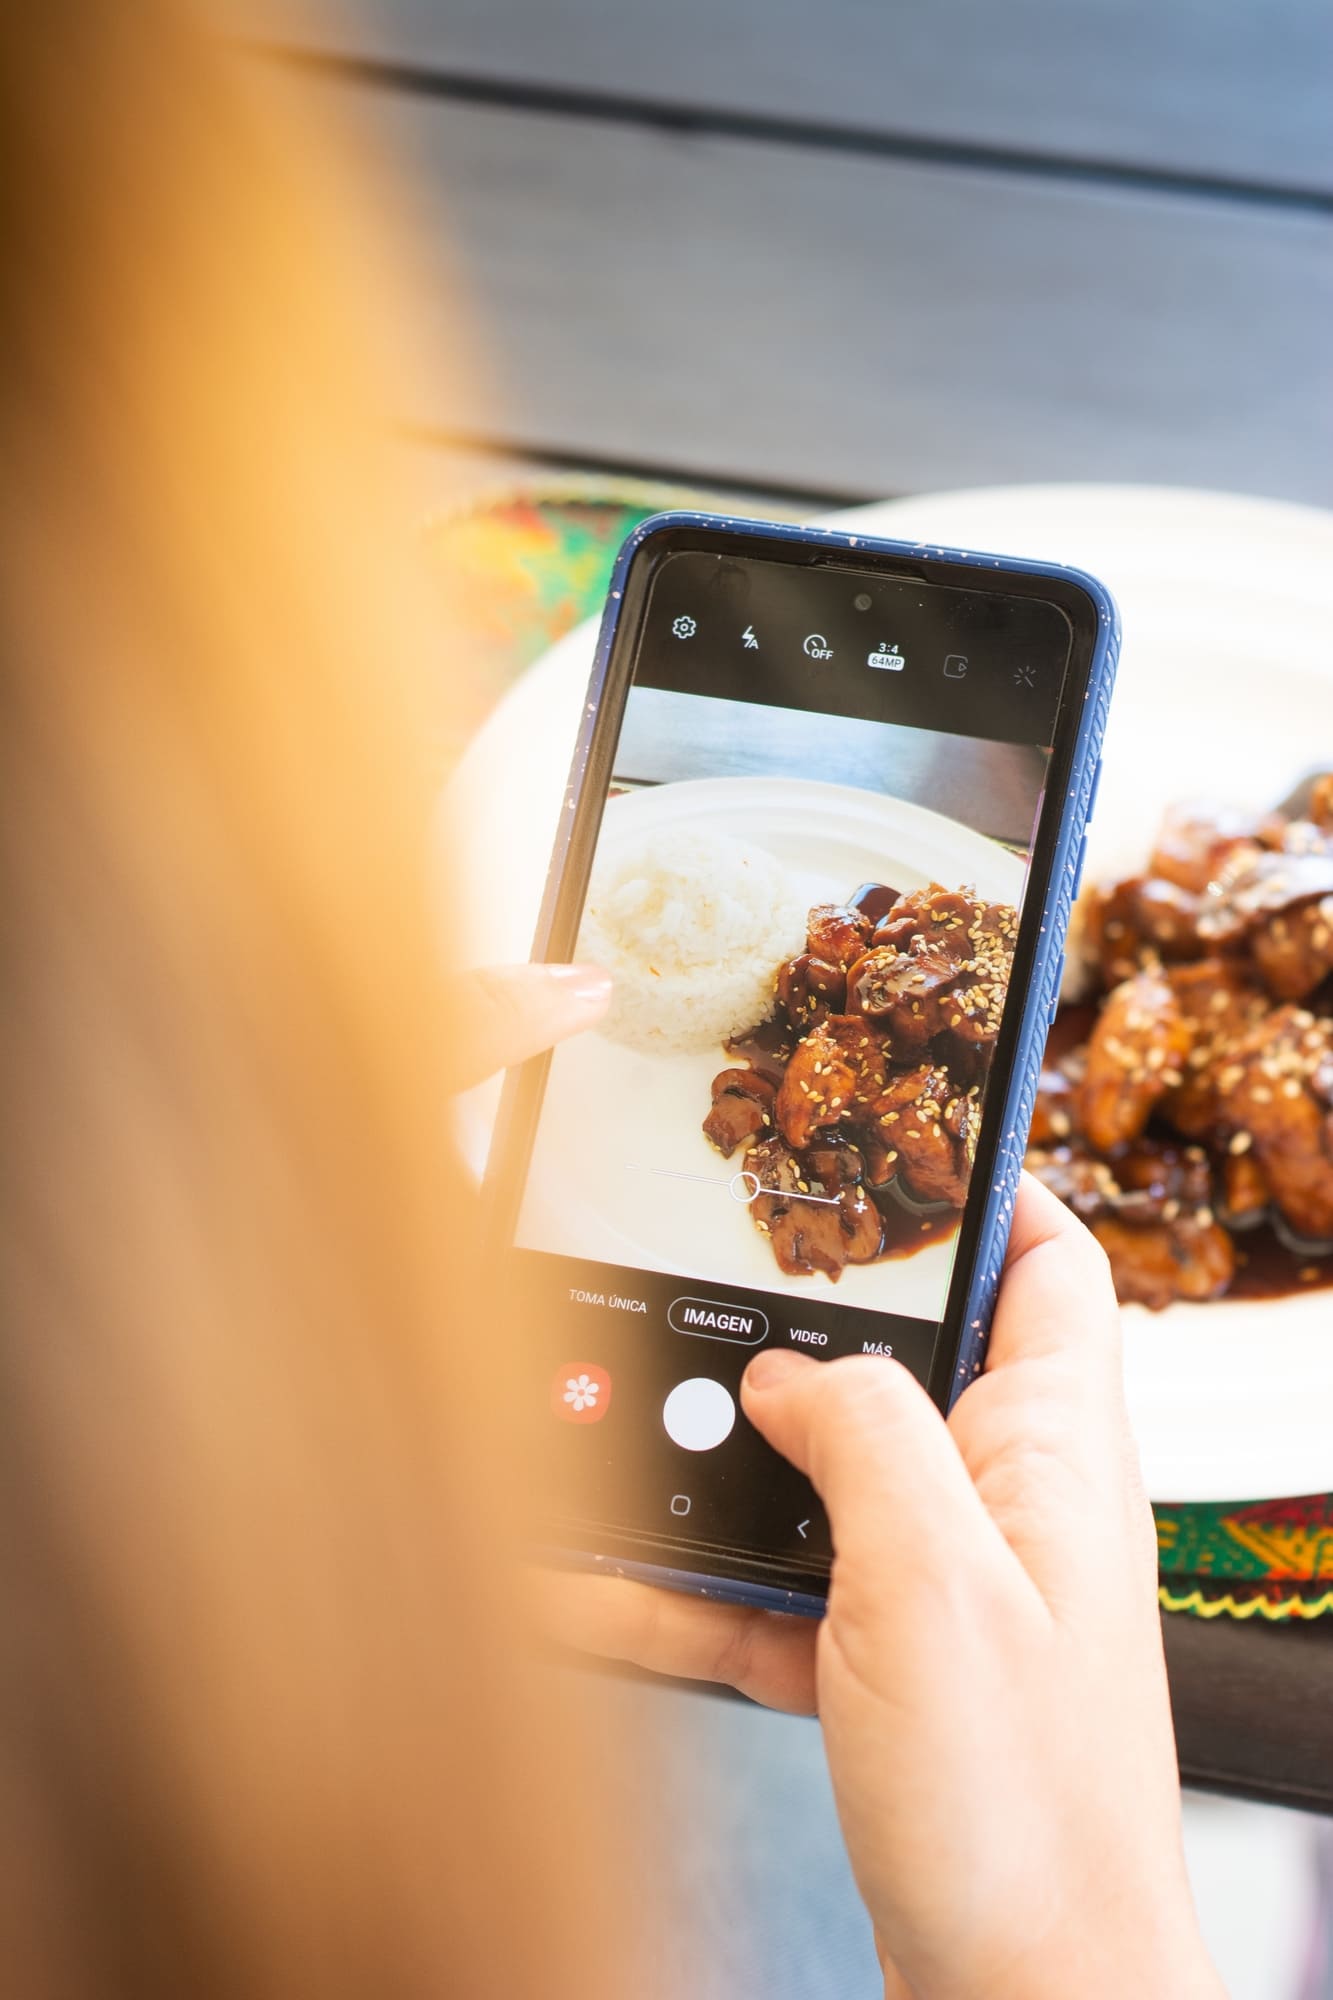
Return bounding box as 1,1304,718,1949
1027,1138,1236,1311
1031,777,1333,1307
705,881,1017,1280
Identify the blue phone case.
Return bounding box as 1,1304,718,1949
531,511,1120,1620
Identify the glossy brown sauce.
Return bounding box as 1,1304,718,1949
1227,1224,1333,1302
1044,1004,1333,1304
848,880,904,927
871,1182,961,1262
724,1017,791,1087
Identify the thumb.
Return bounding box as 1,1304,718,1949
987,1171,1122,1376
741,1349,1013,1588
449,963,611,1091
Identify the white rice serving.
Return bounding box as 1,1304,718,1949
579,826,806,1054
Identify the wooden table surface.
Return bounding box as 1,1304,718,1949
224,0,1333,1811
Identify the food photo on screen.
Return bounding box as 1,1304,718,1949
514,680,1049,1323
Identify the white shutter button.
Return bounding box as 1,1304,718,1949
662,1377,736,1452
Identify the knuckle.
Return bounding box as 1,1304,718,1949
820,1353,909,1414
813,1355,922,1452
712,1610,760,1691
1061,1212,1115,1301
1082,1227,1114,1288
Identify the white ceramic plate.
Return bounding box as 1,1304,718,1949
446,484,1333,1502
513,775,1022,1320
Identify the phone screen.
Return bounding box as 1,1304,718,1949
495,536,1089,1595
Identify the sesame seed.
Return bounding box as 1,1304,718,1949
1229,1131,1253,1154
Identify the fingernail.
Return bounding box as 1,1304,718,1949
744,1347,815,1392
545,962,612,1007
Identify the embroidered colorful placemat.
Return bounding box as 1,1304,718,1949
1157,1494,1333,1620
425,477,1333,1623
421,475,760,759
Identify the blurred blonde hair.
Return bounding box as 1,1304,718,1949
0,6,630,1994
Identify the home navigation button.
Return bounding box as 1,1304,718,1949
668,1297,768,1346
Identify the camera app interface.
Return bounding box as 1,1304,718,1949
513,548,1072,1580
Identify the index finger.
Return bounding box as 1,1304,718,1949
447,963,610,1091
530,1570,819,1715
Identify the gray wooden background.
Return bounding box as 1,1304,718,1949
227,0,1333,507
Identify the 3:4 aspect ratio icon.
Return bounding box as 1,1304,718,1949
867,642,905,671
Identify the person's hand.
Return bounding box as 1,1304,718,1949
538,1176,1224,2000
449,962,611,1092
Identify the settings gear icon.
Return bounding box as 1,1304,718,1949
671,614,697,640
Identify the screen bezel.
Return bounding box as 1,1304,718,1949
485,519,1104,1595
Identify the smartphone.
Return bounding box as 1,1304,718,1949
487,512,1117,1615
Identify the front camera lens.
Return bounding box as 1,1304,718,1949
853,591,873,612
